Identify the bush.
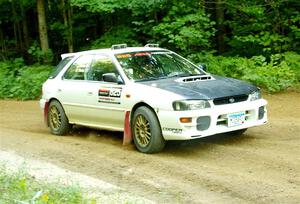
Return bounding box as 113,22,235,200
0,59,53,100
188,52,299,92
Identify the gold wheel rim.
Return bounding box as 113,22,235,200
49,106,61,131
134,115,151,147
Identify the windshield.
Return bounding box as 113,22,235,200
115,51,204,81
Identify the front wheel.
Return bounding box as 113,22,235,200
48,100,71,135
132,106,165,153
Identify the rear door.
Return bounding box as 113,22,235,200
57,54,94,123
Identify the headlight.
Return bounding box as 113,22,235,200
249,90,261,101
173,100,210,111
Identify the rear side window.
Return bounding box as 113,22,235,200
63,55,93,80
49,56,73,79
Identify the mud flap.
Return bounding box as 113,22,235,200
44,101,49,126
123,111,132,145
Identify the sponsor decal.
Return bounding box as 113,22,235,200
98,87,122,104
99,89,110,97
163,127,183,134
116,54,132,59
98,97,121,104
134,52,150,57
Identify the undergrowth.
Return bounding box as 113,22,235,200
0,58,53,100
0,164,94,204
189,52,300,92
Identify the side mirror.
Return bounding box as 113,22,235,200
103,73,117,83
198,64,207,72
103,73,124,84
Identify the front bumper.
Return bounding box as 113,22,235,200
158,99,268,140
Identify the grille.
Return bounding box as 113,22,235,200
213,94,248,105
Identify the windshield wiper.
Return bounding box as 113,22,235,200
135,77,160,82
167,73,202,78
135,76,168,82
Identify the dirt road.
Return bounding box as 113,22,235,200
0,92,299,203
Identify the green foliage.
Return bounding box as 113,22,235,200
1,0,299,97
153,2,216,54
225,0,300,56
283,52,300,82
28,42,54,64
70,0,132,13
89,26,140,49
0,59,53,100
0,165,91,204
189,52,299,92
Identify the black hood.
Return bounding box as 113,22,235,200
140,75,258,100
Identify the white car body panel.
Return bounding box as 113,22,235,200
40,46,268,141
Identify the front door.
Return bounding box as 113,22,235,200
82,54,126,131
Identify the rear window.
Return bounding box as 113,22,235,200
49,56,74,79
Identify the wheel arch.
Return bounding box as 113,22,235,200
130,102,162,130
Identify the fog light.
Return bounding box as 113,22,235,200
180,117,192,123
196,116,210,131
258,106,265,120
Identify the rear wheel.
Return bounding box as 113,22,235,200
48,100,70,135
132,106,165,153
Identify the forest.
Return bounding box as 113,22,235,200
0,0,299,99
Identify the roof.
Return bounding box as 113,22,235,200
61,46,167,59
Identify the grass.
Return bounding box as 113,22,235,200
0,164,95,204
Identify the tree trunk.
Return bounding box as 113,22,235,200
67,2,74,53
20,1,30,50
37,0,49,52
215,0,225,53
0,26,7,60
61,0,73,53
11,0,19,49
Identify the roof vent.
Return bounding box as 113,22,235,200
111,44,127,50
144,44,159,48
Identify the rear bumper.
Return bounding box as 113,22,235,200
158,99,268,140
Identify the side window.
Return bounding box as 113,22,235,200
87,55,119,81
64,55,92,80
49,56,73,79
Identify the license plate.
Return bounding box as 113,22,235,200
228,112,245,127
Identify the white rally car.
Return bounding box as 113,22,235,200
40,44,267,153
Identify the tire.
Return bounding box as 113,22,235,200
132,106,166,153
48,100,71,135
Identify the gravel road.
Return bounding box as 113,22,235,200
0,92,299,203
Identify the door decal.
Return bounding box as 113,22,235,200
98,87,122,104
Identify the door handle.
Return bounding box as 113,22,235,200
57,88,62,92
87,91,93,95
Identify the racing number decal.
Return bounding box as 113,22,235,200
98,87,122,104
109,89,122,97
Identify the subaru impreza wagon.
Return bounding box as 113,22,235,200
40,44,267,153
